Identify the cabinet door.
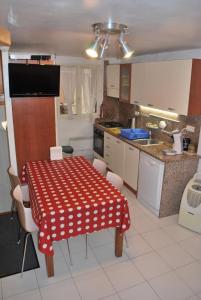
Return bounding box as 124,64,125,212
0,52,4,95
106,65,120,98
111,136,125,177
187,59,201,116
130,63,146,105
104,133,125,177
131,60,192,115
120,64,131,103
107,88,119,98
123,143,139,190
149,60,192,114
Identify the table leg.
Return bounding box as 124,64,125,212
115,228,123,257
45,254,54,277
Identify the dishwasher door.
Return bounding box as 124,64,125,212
137,152,165,216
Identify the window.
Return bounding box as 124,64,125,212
59,64,103,117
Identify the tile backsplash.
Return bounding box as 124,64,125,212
102,99,201,147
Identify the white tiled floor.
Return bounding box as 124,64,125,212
1,186,201,300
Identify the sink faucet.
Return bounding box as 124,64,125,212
161,128,180,136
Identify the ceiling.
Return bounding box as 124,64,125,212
1,0,201,58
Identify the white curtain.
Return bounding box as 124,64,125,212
59,64,103,117
60,66,76,118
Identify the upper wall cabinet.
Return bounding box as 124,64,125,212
130,59,201,116
119,64,131,103
0,52,4,95
106,64,120,98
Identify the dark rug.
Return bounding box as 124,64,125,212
0,213,40,278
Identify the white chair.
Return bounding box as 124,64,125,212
13,185,38,277
8,166,30,217
93,158,107,175
86,158,107,256
7,166,20,219
13,185,73,270
50,146,63,160
106,171,128,248
85,157,107,258
106,171,124,191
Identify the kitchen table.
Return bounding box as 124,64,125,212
21,156,130,277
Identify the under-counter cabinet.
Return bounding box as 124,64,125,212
106,64,120,98
131,59,201,116
119,64,131,103
123,143,139,191
104,132,139,190
104,132,124,177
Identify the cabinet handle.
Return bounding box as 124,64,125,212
129,146,134,151
110,84,115,88
134,100,139,104
106,137,110,140
148,103,154,107
106,145,110,149
105,154,110,157
168,107,175,111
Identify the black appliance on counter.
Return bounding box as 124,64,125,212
93,121,124,158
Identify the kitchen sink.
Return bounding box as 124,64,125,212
134,139,164,146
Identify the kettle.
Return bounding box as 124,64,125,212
172,132,183,154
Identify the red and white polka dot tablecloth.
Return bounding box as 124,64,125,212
21,156,131,256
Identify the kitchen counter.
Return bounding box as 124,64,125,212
95,121,199,218
94,122,198,163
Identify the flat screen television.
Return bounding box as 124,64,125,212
8,63,60,97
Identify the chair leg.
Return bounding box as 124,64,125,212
66,239,73,265
17,226,21,245
10,199,15,220
124,234,129,248
85,234,88,259
21,232,30,277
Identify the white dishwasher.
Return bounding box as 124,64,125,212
137,152,165,216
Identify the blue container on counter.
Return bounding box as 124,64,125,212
120,128,149,140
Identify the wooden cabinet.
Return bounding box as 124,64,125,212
119,64,131,103
131,59,201,116
123,143,139,190
0,52,4,95
106,65,120,98
12,97,56,174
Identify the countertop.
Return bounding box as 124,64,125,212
95,123,199,163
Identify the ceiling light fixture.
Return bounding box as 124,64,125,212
85,22,134,59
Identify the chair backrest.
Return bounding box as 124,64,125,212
50,146,63,160
13,185,37,233
93,159,107,175
7,166,20,190
106,171,123,191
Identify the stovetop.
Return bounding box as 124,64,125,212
98,121,124,128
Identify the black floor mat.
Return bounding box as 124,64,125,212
0,213,40,278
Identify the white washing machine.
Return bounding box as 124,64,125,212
178,173,201,233
178,126,201,233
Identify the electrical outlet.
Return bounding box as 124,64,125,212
186,125,195,133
